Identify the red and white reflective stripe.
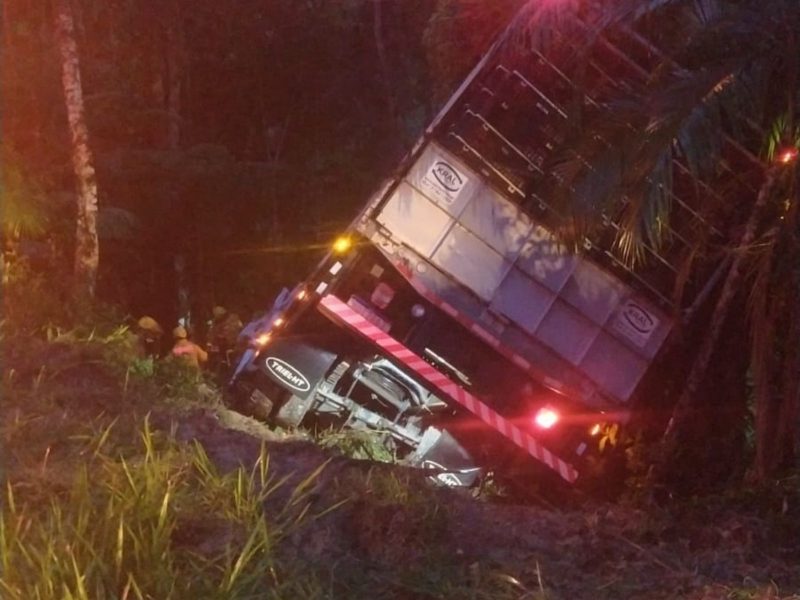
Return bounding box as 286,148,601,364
318,294,578,483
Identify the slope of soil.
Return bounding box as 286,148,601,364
2,335,799,599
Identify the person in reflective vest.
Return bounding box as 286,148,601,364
171,326,208,369
135,316,164,358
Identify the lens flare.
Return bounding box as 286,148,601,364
533,407,559,429
332,236,352,253
777,147,798,164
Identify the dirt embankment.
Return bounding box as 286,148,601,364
3,337,799,599
175,408,800,600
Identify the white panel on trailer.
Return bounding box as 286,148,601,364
535,299,600,366
515,225,576,292
459,184,531,260
432,225,508,301
560,260,626,326
580,331,649,401
376,182,454,258
490,267,554,334
404,144,478,218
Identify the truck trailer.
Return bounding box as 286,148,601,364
227,8,763,487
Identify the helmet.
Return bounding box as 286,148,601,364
212,306,227,319
172,326,188,339
137,316,163,335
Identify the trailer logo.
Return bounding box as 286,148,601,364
622,303,655,334
431,161,464,192
421,156,469,205
613,300,660,347
265,357,311,392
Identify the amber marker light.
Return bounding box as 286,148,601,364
332,236,352,253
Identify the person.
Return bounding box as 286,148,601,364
170,325,208,370
207,305,243,367
135,316,164,358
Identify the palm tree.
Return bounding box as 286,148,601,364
53,0,100,300
509,0,800,480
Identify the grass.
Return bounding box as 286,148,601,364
0,418,344,599
316,427,395,463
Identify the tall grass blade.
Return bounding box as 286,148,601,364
115,515,124,575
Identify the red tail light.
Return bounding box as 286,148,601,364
533,407,559,429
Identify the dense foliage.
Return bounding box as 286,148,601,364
2,0,473,326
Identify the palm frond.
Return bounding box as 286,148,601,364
763,114,800,160
606,145,673,265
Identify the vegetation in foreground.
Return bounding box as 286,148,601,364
0,327,548,599
1,321,799,599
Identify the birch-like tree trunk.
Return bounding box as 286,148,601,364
53,0,99,299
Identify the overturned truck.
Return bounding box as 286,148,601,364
228,10,762,487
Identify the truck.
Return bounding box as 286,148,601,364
227,8,762,487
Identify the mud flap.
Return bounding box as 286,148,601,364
247,387,274,421
274,393,316,428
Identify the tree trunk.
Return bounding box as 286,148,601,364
164,4,189,323
372,0,404,149
772,299,800,473
53,0,99,299
770,183,800,475
165,13,182,150
661,166,782,444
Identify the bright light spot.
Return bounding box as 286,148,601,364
590,424,602,436
778,147,798,164
296,289,307,300
332,236,352,253
533,407,559,429
255,332,272,346
272,317,284,327
411,304,426,318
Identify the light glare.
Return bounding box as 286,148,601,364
534,407,559,429
778,147,798,164
333,236,352,253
